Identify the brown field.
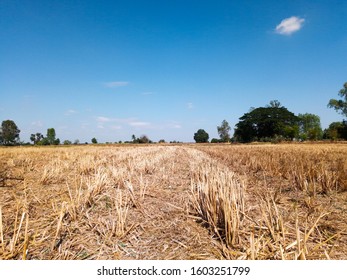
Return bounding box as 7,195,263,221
0,143,346,260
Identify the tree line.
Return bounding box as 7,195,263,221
194,82,347,143
1,82,347,145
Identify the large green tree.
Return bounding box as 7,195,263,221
194,129,209,143
234,102,298,142
298,113,322,140
328,82,347,117
0,120,20,145
323,121,347,140
46,128,56,144
217,119,231,142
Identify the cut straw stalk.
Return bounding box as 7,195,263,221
115,191,129,237
191,165,245,248
51,203,66,251
22,213,29,260
10,211,26,253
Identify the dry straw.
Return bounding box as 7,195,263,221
0,143,346,259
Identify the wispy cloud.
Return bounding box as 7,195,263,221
187,102,194,109
103,81,129,88
64,109,77,116
275,16,305,35
96,116,151,128
129,121,151,127
141,92,154,96
96,116,112,122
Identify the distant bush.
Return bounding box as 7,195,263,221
63,140,72,145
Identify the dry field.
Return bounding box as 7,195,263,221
0,143,346,260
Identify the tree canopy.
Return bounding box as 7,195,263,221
234,102,298,142
217,120,231,142
323,121,347,140
30,133,44,144
0,120,20,145
194,129,209,143
298,113,322,140
328,82,347,117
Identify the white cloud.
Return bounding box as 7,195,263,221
96,116,112,122
187,102,194,109
129,121,151,127
275,16,305,35
103,81,129,88
141,92,154,96
96,116,151,128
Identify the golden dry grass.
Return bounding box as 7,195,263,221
194,143,347,259
0,143,346,260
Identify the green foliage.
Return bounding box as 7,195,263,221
131,134,151,144
194,129,209,143
211,138,222,143
38,138,50,145
323,121,347,140
46,128,56,145
30,132,44,144
234,102,299,142
298,113,323,140
138,135,150,144
268,100,282,108
158,139,166,143
328,82,347,117
0,120,20,145
217,120,231,142
63,140,72,145
91,137,98,144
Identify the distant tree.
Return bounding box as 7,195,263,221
30,132,44,145
328,82,347,117
91,137,97,144
158,139,166,143
38,138,50,145
298,113,323,140
54,138,60,145
0,120,20,145
194,129,209,143
217,120,231,142
74,139,80,145
138,135,150,144
211,138,221,143
323,121,347,140
63,140,72,145
234,102,299,142
131,134,136,142
46,128,56,145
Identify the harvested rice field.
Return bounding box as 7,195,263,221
0,143,346,260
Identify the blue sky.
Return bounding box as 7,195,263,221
1,0,346,143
